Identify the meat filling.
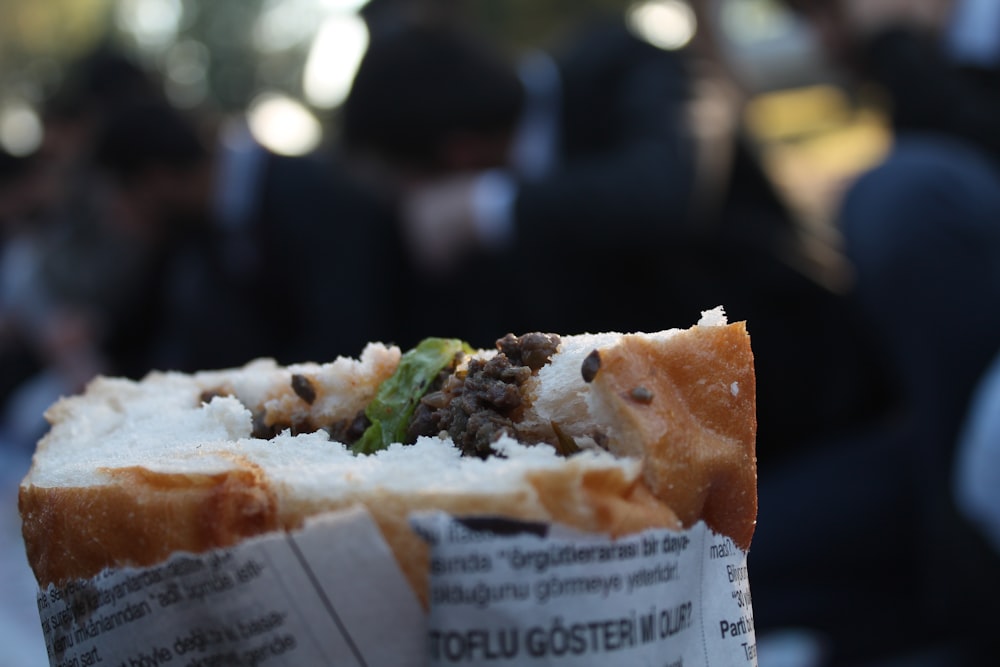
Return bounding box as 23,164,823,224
409,333,561,457
238,333,563,457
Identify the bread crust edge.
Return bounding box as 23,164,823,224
20,464,680,605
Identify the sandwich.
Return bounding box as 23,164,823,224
19,308,756,604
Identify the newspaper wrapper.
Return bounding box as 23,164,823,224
34,505,756,666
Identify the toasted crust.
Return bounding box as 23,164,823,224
589,322,757,549
20,463,677,605
19,466,280,591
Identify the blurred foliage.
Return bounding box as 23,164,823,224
0,0,115,101
0,0,632,113
180,0,266,111
0,0,112,60
467,0,630,48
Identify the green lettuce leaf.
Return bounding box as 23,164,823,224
351,337,469,455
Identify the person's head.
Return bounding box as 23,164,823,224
784,0,955,72
341,23,524,187
94,102,211,239
50,46,161,116
44,46,164,164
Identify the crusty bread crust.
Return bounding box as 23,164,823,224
20,464,678,606
19,466,279,593
19,318,755,602
589,322,757,549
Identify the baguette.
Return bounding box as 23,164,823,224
19,308,756,604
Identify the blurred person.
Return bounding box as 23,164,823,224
751,1,1000,664
787,0,1000,450
33,46,171,325
0,151,47,410
341,17,891,463
784,0,1000,421
0,149,107,452
93,100,394,377
0,48,171,451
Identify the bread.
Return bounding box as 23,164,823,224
19,308,756,605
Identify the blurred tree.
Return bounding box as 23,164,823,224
0,0,114,101
0,0,655,128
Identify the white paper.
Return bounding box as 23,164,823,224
35,506,755,667
413,514,757,666
35,505,423,667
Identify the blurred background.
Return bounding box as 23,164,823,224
0,0,883,224
2,0,999,666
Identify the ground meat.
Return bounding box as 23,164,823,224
253,413,323,439
405,365,460,442
440,356,528,457
327,410,371,444
497,332,561,371
408,333,560,458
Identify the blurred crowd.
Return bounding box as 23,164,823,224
1,0,999,665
